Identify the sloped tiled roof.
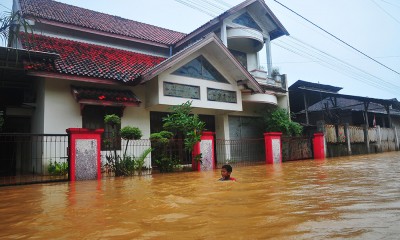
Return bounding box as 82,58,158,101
20,33,166,82
19,0,186,45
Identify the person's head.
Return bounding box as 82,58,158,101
221,164,233,178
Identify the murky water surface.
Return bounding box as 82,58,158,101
1,152,400,239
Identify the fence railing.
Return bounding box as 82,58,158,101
215,138,265,168
323,124,399,156
325,124,384,143
101,138,192,171
0,133,69,186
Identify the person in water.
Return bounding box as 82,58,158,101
219,164,236,181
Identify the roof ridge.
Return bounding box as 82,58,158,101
19,0,187,45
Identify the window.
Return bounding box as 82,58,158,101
172,55,229,83
229,49,247,69
232,12,262,32
82,105,122,150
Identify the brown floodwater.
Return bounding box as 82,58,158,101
1,152,400,239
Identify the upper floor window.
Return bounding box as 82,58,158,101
229,49,247,69
232,12,262,32
172,55,229,83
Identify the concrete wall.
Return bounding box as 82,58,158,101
148,51,243,112
43,78,81,133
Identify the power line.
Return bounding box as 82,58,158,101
174,0,218,17
275,40,400,95
273,40,400,95
370,0,400,25
379,0,400,8
273,0,400,76
283,36,400,91
173,0,400,96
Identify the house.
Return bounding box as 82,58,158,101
2,0,290,169
289,80,400,129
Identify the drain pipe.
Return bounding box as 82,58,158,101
169,45,173,57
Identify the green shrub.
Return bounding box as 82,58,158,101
264,108,303,136
47,160,68,176
120,126,142,140
134,148,152,173
104,114,121,126
155,157,179,173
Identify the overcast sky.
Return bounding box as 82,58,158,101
2,0,400,100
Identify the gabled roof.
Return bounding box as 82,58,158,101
289,80,342,93
142,33,263,93
174,0,289,48
20,33,165,83
289,80,400,113
306,97,400,116
19,0,186,46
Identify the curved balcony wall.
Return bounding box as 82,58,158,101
227,27,264,53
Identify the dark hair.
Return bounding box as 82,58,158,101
221,164,232,172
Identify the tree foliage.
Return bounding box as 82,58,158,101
264,108,303,136
162,101,205,152
1,9,33,46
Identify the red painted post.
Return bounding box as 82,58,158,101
192,131,215,171
313,132,325,159
66,128,104,181
192,141,201,171
264,132,282,164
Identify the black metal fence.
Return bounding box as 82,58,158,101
101,138,192,171
282,136,313,161
0,133,69,186
216,138,265,168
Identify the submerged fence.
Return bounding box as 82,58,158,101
215,138,265,168
0,133,69,186
324,124,399,157
282,136,313,161
101,138,192,173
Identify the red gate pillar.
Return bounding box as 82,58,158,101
264,132,282,164
313,132,325,159
192,131,215,171
66,128,104,181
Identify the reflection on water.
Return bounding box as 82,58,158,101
1,152,400,239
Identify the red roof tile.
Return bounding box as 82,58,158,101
19,0,186,45
20,33,166,82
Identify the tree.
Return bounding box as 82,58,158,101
1,9,33,46
162,101,205,152
264,108,303,136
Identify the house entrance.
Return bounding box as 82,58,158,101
0,116,31,177
150,112,215,167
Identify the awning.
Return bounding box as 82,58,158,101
71,86,141,107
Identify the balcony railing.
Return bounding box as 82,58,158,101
250,69,286,90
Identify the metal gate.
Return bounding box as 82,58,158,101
0,133,69,186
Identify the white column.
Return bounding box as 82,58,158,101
265,36,272,77
220,22,228,47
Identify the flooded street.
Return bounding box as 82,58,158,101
1,152,400,239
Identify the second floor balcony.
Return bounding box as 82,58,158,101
250,69,287,91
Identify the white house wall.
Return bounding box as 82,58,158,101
247,52,258,71
32,78,45,134
123,84,151,138
43,78,81,134
152,51,243,112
